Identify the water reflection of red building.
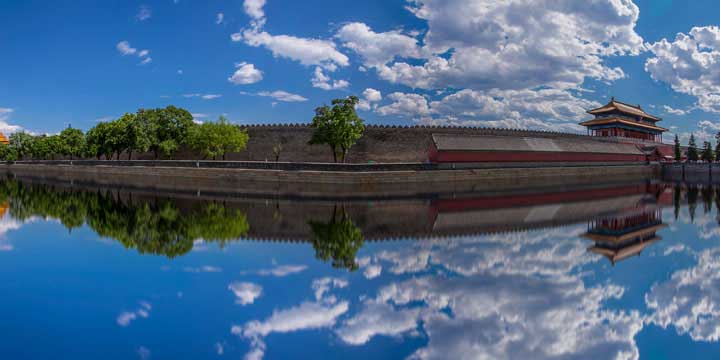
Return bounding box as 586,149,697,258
583,208,666,265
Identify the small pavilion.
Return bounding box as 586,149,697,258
0,133,8,145
580,97,667,142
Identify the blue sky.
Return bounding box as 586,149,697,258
3,0,720,144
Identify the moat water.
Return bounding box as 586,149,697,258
1,178,719,359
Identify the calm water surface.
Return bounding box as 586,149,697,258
0,179,718,359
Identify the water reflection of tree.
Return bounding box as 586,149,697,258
702,186,714,214
674,184,682,221
0,179,249,257
687,186,699,223
308,205,364,271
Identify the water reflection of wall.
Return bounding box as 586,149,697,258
0,177,677,267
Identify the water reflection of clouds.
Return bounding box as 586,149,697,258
647,247,720,342
233,277,349,360
116,302,152,327
338,226,645,359
228,282,263,306
0,216,34,251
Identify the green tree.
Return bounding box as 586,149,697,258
308,96,364,163
9,132,35,160
702,141,715,162
715,133,720,161
59,127,85,159
688,134,699,161
187,116,248,160
138,106,194,159
675,134,682,162
31,135,53,160
84,123,111,159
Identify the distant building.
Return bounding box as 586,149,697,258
580,97,667,143
0,133,8,145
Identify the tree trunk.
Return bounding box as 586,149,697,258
128,150,133,160
223,153,226,161
331,146,337,163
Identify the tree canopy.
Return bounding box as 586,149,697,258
186,115,249,160
308,96,364,163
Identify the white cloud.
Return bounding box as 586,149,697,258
216,13,225,25
229,282,263,306
137,346,151,360
243,0,267,27
311,67,350,90
376,92,430,117
182,93,223,100
646,26,720,112
342,0,642,91
663,105,689,116
236,29,349,71
336,22,425,67
234,0,347,72
375,88,596,132
228,62,263,85
256,90,308,102
136,5,152,21
116,302,152,327
257,265,308,277
0,108,24,135
116,41,151,65
357,89,383,111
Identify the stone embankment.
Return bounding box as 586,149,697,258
0,161,659,198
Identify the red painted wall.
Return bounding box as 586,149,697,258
430,150,646,163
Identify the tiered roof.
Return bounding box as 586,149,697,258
0,132,8,145
586,98,661,121
580,97,667,132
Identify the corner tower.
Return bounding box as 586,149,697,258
580,97,667,142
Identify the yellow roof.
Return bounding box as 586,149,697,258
587,98,661,121
579,117,668,132
0,133,9,145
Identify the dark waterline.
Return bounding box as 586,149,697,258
0,177,719,359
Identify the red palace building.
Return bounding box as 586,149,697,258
579,97,667,142
429,97,672,164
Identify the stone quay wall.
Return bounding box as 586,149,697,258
0,163,659,198
662,164,720,184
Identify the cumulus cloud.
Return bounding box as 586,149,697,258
646,26,720,112
357,88,382,111
183,265,222,273
256,90,308,102
663,105,690,116
228,62,263,85
311,67,350,90
228,282,263,305
340,0,642,91
236,30,349,71
375,88,597,131
233,0,348,71
336,22,425,67
116,302,152,327
116,41,151,65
